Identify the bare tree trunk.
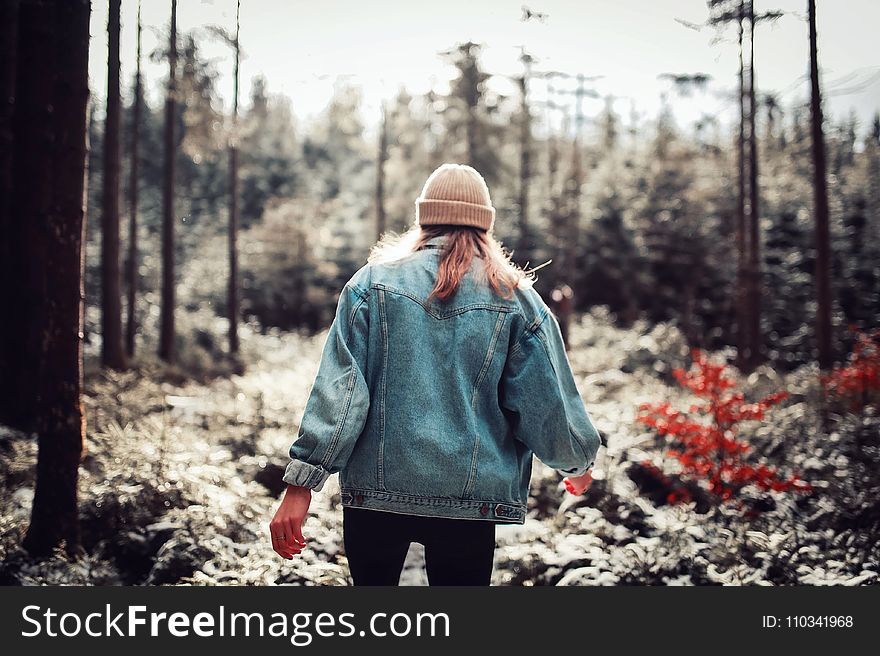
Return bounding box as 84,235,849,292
746,0,763,369
518,70,531,261
159,0,177,362
735,6,749,371
545,131,564,290
0,0,20,427
18,0,91,558
548,132,560,194
563,138,583,278
126,1,142,358
101,0,126,370
425,89,444,172
227,0,240,355
8,0,46,434
808,0,833,369
375,100,388,240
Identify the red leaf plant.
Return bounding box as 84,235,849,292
636,347,812,509
820,326,880,412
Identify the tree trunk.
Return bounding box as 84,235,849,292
375,101,388,240
126,1,142,358
18,0,91,558
518,72,531,262
159,0,177,362
8,0,47,435
564,138,583,278
0,0,20,428
228,0,240,355
808,0,833,369
746,0,763,369
546,131,564,290
101,0,126,370
735,6,749,371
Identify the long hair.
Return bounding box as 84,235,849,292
368,224,539,302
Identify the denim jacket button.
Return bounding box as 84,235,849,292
479,503,488,515
355,494,364,505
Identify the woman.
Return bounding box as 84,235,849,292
269,163,604,585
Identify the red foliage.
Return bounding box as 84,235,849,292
636,348,812,508
820,326,880,411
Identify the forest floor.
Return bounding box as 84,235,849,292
1,308,878,586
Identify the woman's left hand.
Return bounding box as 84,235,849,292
563,469,593,496
269,485,311,559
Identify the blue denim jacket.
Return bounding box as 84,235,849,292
282,234,605,524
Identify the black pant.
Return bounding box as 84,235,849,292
342,506,496,586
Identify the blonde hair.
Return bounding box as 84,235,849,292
368,224,539,302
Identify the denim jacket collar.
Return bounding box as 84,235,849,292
422,234,481,256
423,235,449,248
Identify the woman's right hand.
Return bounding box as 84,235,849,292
269,485,310,559
563,469,593,496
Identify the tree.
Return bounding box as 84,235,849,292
439,42,504,187
239,76,299,226
808,0,833,369
517,50,535,261
706,0,782,371
375,100,389,239
560,136,583,283
382,87,433,232
633,105,713,338
13,0,91,557
160,0,178,362
746,0,763,370
0,0,21,429
582,185,641,325
303,83,367,203
126,0,142,357
175,33,224,226
101,0,126,369
228,0,241,355
707,0,750,369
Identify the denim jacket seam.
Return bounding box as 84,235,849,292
347,281,369,302
371,283,516,318
377,288,388,490
462,311,507,499
317,359,360,468
346,287,369,332
342,486,527,507
532,317,594,459
510,305,547,355
318,289,368,468
470,311,507,410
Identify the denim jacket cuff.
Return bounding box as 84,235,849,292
282,459,331,492
557,461,593,478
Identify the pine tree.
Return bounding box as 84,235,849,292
14,0,91,557
159,0,178,362
101,0,126,370
808,0,834,369
125,1,143,358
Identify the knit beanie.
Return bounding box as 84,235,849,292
415,163,496,231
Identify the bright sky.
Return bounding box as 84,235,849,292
88,0,880,139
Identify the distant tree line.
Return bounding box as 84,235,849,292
1,0,877,558
80,9,878,375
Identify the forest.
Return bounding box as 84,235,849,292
0,0,878,586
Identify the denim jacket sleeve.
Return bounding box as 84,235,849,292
282,273,371,492
500,305,604,478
